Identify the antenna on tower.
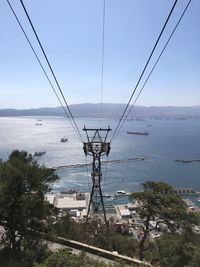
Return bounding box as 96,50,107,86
82,126,112,250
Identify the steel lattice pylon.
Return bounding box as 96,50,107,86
82,126,112,250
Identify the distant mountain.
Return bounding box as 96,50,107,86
1,104,200,119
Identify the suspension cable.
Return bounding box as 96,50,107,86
113,0,192,142
6,0,83,142
111,0,178,142
100,0,106,118
19,0,83,142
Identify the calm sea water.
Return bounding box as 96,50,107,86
0,116,200,194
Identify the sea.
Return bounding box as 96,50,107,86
0,116,200,198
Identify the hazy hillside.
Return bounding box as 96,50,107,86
0,104,200,119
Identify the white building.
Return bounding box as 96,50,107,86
45,194,56,205
55,196,86,211
45,192,90,219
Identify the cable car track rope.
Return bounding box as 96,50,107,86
110,0,178,142
115,0,192,140
6,0,83,142
6,0,191,145
19,0,83,142
7,0,84,142
100,0,106,118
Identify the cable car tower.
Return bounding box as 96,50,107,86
82,126,112,250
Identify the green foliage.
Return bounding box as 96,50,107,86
131,181,187,224
55,214,83,241
148,232,200,267
186,246,200,267
34,249,138,267
54,216,139,259
0,150,59,252
142,181,172,193
0,244,50,267
110,229,138,258
1,156,199,267
130,181,189,261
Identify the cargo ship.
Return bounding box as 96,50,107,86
127,131,149,135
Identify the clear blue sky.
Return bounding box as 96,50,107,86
0,0,199,109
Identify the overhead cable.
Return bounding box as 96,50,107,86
100,0,106,117
111,0,178,142
19,0,83,142
114,0,192,138
6,0,83,142
125,0,192,124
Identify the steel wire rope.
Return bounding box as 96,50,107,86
6,0,82,142
84,155,92,193
19,0,83,142
100,0,106,120
114,0,192,141
115,0,192,141
98,0,108,191
83,2,108,191
110,0,178,142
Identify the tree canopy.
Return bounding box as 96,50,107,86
0,150,58,252
148,231,200,267
130,181,194,261
34,249,139,267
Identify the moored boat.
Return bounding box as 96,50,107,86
34,151,46,156
61,137,68,142
127,131,149,135
115,190,126,195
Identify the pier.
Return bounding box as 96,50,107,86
103,192,131,199
173,188,200,196
101,188,200,198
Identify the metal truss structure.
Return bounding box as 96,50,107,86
82,126,112,250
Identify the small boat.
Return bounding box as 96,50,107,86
127,131,149,135
108,196,115,201
175,159,193,163
61,137,68,143
175,159,200,163
197,198,200,203
35,123,42,126
115,190,126,195
34,151,46,157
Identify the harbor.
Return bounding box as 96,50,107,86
45,187,200,246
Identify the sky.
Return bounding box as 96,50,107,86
0,0,199,109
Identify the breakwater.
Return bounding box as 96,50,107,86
54,157,147,170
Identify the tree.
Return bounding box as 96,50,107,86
186,246,200,267
110,230,138,258
55,214,83,241
151,231,200,267
34,248,139,267
0,150,59,252
130,181,190,261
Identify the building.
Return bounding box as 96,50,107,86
45,192,90,219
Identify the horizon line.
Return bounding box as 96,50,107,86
1,103,200,110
